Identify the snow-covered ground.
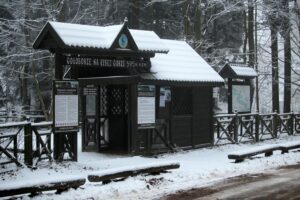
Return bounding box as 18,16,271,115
1,134,300,200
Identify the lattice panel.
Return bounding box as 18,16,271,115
100,86,107,116
172,87,192,115
109,86,125,116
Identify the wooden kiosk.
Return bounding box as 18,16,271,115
33,21,224,156
218,63,258,114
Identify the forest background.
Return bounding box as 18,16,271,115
0,0,300,119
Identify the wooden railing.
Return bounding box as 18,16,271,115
214,112,300,145
0,121,53,167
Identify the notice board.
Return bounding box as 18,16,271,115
232,84,251,113
54,81,79,132
137,85,156,129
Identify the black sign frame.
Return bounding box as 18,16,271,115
137,85,156,129
53,80,79,133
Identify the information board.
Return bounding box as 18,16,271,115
159,86,171,107
232,85,251,113
54,81,79,132
137,85,156,129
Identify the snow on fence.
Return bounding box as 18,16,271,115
214,112,300,145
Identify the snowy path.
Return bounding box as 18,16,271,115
165,164,300,200
1,134,300,199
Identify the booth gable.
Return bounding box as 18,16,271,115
33,21,169,54
218,63,257,79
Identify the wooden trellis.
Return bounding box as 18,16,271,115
0,121,54,167
278,113,293,137
259,114,276,140
238,114,256,142
295,113,300,133
32,122,53,166
214,112,300,145
214,114,237,144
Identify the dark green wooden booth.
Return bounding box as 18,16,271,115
33,21,224,156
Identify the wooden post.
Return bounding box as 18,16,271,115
13,134,18,161
290,112,294,135
228,78,233,114
255,112,260,142
234,112,239,143
272,111,278,138
147,129,151,154
54,52,63,161
24,122,32,166
130,84,138,154
54,52,63,80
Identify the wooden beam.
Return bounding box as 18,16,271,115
78,75,140,86
0,177,86,198
88,162,180,183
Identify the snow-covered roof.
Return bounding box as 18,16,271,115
129,29,167,53
141,40,224,85
33,21,169,53
218,63,257,79
49,22,122,49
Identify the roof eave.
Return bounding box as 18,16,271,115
140,78,224,87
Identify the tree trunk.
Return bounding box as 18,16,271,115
183,0,191,40
21,0,32,107
32,59,49,121
255,0,259,112
295,0,300,49
270,15,280,112
248,0,255,112
281,0,291,113
128,0,140,29
194,0,202,53
243,10,248,63
248,0,255,67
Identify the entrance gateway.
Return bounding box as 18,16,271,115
33,21,224,159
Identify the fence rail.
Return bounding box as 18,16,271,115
214,112,300,144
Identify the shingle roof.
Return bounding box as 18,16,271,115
33,21,169,53
218,63,257,79
141,39,224,85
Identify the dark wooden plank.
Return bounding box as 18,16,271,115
171,116,192,147
228,144,281,162
0,177,86,198
88,163,180,183
279,142,300,153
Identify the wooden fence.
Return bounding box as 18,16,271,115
0,121,53,167
1,112,300,167
214,112,300,144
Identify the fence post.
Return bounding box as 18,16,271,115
255,112,260,142
24,122,32,166
234,112,239,143
290,112,294,135
272,111,278,138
